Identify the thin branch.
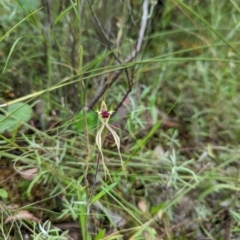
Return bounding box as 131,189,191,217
87,0,110,43
125,0,149,62
86,0,132,106
86,0,149,110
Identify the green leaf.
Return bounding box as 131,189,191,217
27,173,43,197
92,182,118,204
0,188,8,198
0,102,32,133
8,102,33,122
3,37,23,74
94,229,105,240
0,114,19,133
0,8,42,42
72,111,98,132
53,4,76,26
150,202,166,215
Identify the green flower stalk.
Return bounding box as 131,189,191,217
96,100,125,178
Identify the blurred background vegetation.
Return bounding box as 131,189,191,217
1,0,240,239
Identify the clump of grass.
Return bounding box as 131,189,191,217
1,0,240,239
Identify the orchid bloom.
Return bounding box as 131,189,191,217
96,100,124,177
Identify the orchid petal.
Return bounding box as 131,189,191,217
106,124,120,151
96,124,110,179
95,100,125,179
106,124,125,173
96,124,104,150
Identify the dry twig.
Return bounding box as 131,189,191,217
86,0,149,110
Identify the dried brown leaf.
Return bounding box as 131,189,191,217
138,199,148,213
5,210,40,224
20,168,38,180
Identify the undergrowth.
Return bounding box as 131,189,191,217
0,0,240,239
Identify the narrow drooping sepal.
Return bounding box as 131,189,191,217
96,124,105,150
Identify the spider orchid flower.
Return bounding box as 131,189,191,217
96,100,124,178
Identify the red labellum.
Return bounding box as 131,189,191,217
101,111,110,118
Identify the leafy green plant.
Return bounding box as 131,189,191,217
0,189,8,199
33,221,69,240
72,111,98,132
0,102,32,133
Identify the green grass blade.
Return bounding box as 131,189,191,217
0,8,42,42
